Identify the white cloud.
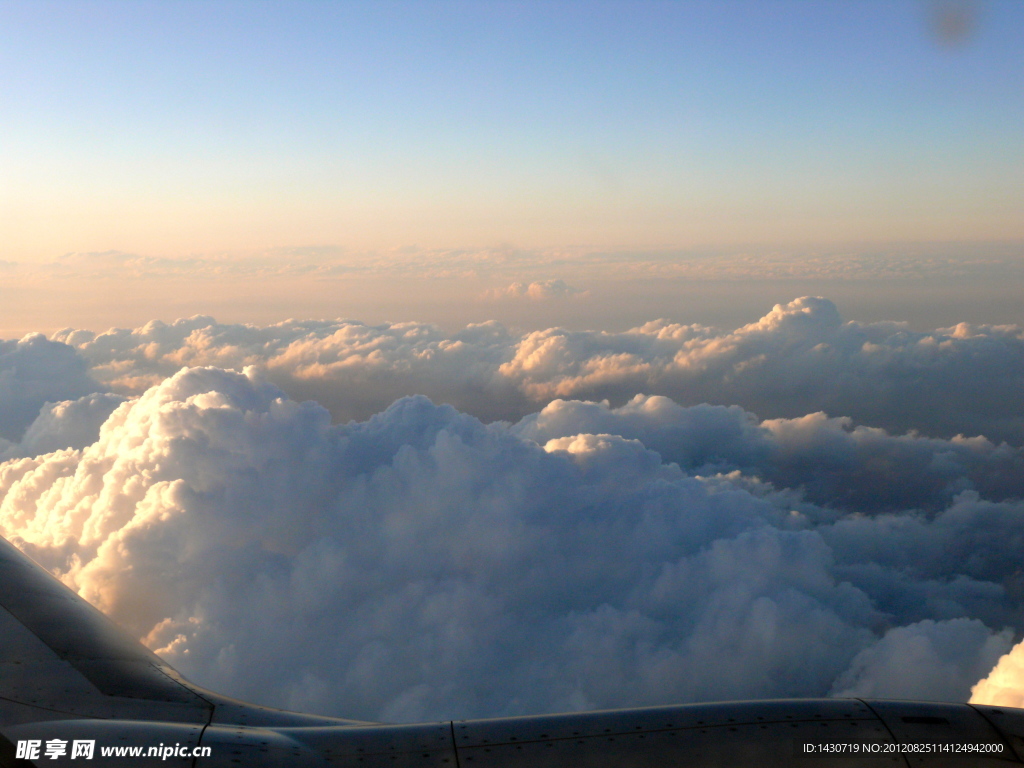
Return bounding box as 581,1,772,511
5,296,1024,716
2,367,1022,721
971,640,1024,708
498,297,1024,443
51,297,1024,441
513,396,1024,513
0,334,104,441
15,393,126,457
483,279,587,301
831,619,1013,701
53,316,529,423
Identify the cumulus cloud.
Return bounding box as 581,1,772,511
971,641,1024,708
52,316,529,423
0,334,103,441
483,279,587,301
5,296,1024,716
51,297,1024,442
831,619,1012,701
497,297,1024,444
1,367,1021,722
15,393,127,456
513,396,1024,513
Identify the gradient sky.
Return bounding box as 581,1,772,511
2,0,1022,260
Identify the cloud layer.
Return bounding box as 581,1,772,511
1,364,1022,721
513,396,1024,514
14,245,1024,282
972,641,1024,708
47,297,1024,443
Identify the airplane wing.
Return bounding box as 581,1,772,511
2,531,1024,766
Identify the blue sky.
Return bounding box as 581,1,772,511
2,0,1022,259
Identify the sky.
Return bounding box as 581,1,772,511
2,0,1024,722
1,0,1023,334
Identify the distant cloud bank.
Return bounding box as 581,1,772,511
1,297,1024,719
13,245,1024,282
